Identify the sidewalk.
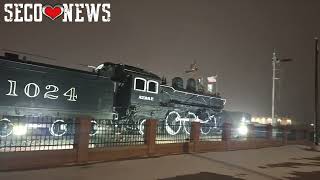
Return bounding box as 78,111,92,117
0,145,319,180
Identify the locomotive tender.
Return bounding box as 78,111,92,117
0,53,226,137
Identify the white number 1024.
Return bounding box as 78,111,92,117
6,80,78,102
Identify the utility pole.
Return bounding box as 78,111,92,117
314,37,319,146
271,50,293,125
272,50,278,125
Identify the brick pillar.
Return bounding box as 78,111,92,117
222,123,231,141
222,123,231,150
266,124,273,140
282,126,288,145
145,119,157,155
74,116,91,164
190,121,200,152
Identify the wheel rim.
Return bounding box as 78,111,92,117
0,118,13,138
165,111,181,135
139,119,146,135
200,125,212,135
50,120,67,137
89,120,99,136
200,114,214,135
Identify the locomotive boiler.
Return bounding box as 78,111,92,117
0,53,226,137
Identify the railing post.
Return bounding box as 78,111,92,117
190,121,200,152
74,116,91,164
145,119,157,155
281,126,288,145
266,124,273,140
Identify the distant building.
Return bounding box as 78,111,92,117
251,117,292,125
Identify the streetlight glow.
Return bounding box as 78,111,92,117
12,125,27,136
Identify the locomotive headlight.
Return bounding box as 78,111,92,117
237,125,248,136
13,125,28,136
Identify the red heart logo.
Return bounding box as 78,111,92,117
43,5,63,20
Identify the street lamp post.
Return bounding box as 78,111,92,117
271,50,293,125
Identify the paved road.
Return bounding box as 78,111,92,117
0,145,319,180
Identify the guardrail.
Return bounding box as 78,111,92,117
0,116,313,171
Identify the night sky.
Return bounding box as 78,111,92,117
0,0,319,125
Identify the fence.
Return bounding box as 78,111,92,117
89,120,145,148
0,116,313,171
156,122,190,144
199,124,223,141
0,116,76,152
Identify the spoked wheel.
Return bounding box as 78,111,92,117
0,118,13,138
50,119,68,136
138,119,146,135
183,112,197,135
165,111,182,135
200,113,214,135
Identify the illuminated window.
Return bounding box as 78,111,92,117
147,80,159,94
134,78,146,91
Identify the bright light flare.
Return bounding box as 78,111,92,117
13,125,27,136
237,125,248,136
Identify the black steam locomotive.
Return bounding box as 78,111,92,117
0,53,226,137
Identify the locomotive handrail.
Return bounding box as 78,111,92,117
160,85,227,105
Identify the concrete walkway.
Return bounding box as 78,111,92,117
0,145,320,180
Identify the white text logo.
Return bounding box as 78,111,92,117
4,3,111,23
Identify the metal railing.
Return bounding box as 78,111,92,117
0,115,76,152
89,120,145,148
0,115,312,153
253,126,268,139
272,127,284,140
199,125,223,141
229,125,286,141
156,122,190,144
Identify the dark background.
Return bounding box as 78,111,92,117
0,0,319,125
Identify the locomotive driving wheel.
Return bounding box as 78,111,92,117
0,118,13,138
200,113,213,135
183,112,197,135
165,111,182,135
138,119,146,135
50,120,68,137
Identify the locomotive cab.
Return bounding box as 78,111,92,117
101,62,161,120
131,76,160,105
